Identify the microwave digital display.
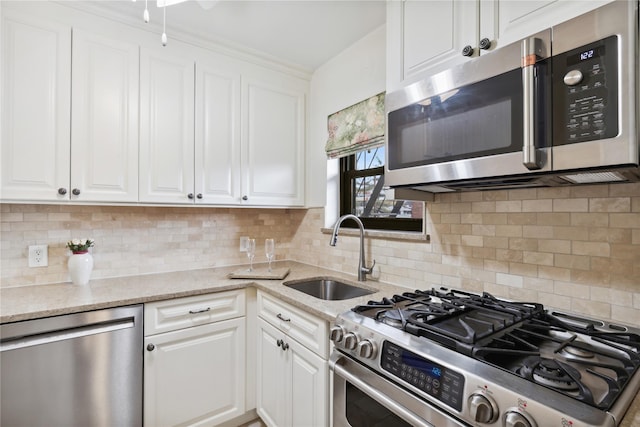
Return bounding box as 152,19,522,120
567,44,605,66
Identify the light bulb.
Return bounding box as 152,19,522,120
143,0,149,23
161,5,167,46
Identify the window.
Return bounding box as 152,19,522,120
339,147,423,232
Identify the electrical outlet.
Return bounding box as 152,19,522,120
239,236,249,252
28,245,48,267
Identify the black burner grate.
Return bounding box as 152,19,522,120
351,287,640,411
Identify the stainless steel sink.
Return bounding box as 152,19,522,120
283,277,375,301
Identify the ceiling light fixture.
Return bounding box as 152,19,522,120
157,0,188,46
135,0,212,47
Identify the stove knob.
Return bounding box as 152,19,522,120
357,339,376,359
329,325,345,343
343,332,358,350
504,410,536,427
468,393,498,424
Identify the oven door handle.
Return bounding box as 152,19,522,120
332,355,436,427
521,35,547,170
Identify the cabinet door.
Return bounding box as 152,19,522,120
1,11,71,201
483,0,615,52
71,30,139,202
139,45,195,204
144,317,246,427
194,57,242,204
290,338,328,427
256,318,328,427
256,318,289,427
387,0,478,91
242,67,306,206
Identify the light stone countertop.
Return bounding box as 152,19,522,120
0,261,407,324
1,260,638,426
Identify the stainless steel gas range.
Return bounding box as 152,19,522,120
329,288,640,427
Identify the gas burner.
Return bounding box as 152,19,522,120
520,357,581,392
376,309,407,328
562,345,595,359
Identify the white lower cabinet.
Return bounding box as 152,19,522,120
256,291,329,427
144,291,246,427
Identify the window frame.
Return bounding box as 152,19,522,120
339,153,423,232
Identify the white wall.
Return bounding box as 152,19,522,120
305,25,386,226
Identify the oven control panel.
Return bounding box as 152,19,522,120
381,341,465,412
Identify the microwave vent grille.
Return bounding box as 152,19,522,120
559,171,628,184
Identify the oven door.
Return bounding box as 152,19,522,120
385,29,553,189
331,352,467,427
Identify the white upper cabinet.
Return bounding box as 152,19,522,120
387,0,477,92
71,29,139,202
194,56,242,205
1,9,139,203
387,0,615,91
139,43,195,204
139,44,307,207
1,2,308,207
1,11,71,201
242,66,306,206
491,0,614,49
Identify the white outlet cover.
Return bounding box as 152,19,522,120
28,245,48,267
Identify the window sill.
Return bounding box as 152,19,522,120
320,227,430,242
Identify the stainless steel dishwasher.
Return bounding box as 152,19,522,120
0,304,143,427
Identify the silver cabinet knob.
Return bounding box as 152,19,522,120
276,339,289,351
462,45,474,57
71,188,81,196
357,339,375,359
468,394,498,423
242,195,248,201
343,332,358,350
479,37,492,50
147,343,155,352
57,188,67,195
187,193,194,199
196,193,203,199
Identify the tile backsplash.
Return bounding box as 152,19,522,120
0,204,305,287
293,183,640,325
1,182,639,324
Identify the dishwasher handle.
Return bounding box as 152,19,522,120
0,317,135,352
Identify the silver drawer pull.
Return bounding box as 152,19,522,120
276,313,291,322
189,307,211,314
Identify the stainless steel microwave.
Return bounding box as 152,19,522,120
385,0,638,192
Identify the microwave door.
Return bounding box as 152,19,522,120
385,30,553,188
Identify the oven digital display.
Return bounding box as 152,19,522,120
402,353,442,379
381,341,464,412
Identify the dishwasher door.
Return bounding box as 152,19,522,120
0,304,143,427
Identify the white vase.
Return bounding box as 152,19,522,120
68,252,94,285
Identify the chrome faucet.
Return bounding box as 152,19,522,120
330,214,375,281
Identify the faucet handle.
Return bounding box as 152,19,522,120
362,259,376,275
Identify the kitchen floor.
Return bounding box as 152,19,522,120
238,419,266,427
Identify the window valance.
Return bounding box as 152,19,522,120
325,92,385,159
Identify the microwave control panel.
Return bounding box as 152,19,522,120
553,36,618,145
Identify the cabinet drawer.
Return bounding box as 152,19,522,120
257,291,328,358
145,289,245,335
